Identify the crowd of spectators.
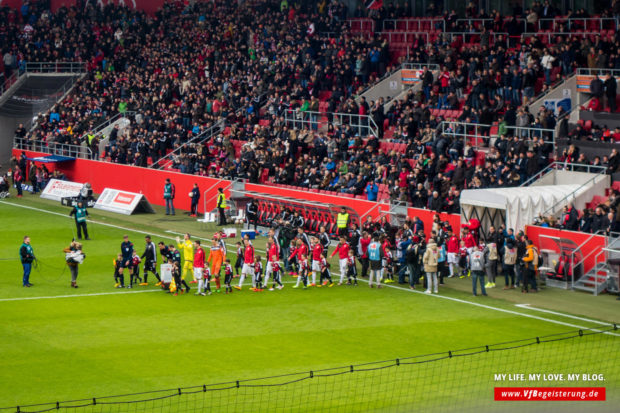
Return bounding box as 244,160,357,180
6,0,620,217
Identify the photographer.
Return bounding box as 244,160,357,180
64,241,85,288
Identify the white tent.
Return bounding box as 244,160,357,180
460,184,587,233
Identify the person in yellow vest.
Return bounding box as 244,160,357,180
336,207,350,237
217,187,227,226
176,233,196,283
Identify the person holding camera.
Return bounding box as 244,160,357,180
64,241,85,288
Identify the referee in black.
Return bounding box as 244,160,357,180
141,235,161,286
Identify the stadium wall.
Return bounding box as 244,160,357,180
525,225,606,275
14,149,462,234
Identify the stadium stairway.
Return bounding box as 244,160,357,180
1,72,83,169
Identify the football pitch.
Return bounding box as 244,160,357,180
0,195,618,412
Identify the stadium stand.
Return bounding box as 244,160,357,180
5,0,620,216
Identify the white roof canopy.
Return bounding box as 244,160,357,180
460,184,585,232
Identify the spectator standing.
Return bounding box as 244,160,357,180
470,246,487,296
164,178,175,216
14,166,23,197
502,240,517,289
604,73,617,113
422,239,439,294
365,180,378,201
521,239,539,293
590,74,604,101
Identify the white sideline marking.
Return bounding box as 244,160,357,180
357,280,619,336
0,282,301,302
0,201,189,242
515,304,613,326
2,201,618,335
0,289,162,302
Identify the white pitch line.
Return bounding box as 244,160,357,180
2,200,618,335
360,279,620,336
515,304,613,326
0,281,307,302
0,289,162,302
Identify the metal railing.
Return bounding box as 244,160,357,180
379,31,431,45
520,162,608,187
521,31,600,43
0,71,20,96
78,111,136,143
356,62,438,102
540,164,608,218
13,137,92,159
439,32,509,48
519,161,559,187
21,61,86,74
438,121,555,151
155,119,226,170
282,109,379,138
2,75,82,131
454,18,495,29
576,68,620,76
536,17,617,32
569,230,613,290
456,17,529,32
381,18,445,32
347,18,375,33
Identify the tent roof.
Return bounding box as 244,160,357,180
460,184,582,210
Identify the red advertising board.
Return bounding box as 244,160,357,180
13,149,463,232
525,225,606,275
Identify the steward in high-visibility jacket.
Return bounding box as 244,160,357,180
336,207,349,237
216,187,227,225
70,202,90,240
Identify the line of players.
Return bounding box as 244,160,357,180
110,229,393,296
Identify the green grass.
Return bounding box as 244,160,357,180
0,194,618,412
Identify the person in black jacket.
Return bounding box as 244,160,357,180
591,207,610,234
579,209,593,233
189,183,200,217
590,74,604,100
604,73,617,113
564,203,579,231
515,232,527,288
245,199,258,230
428,191,444,212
